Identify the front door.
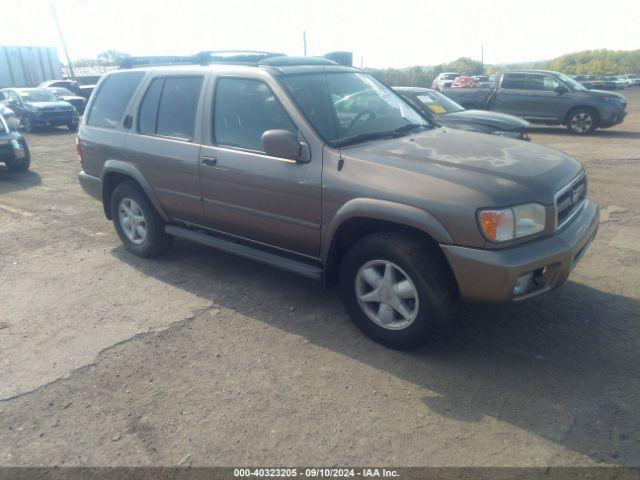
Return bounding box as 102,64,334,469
198,75,322,259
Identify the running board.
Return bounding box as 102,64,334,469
165,225,323,280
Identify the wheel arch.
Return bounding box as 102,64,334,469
322,199,455,288
563,105,600,125
101,160,168,221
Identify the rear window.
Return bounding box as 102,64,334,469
87,71,145,129
137,76,203,140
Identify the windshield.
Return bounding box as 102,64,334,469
442,73,460,80
416,90,464,114
281,72,429,147
557,73,587,91
17,89,58,102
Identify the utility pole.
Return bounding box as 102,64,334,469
303,31,307,57
481,44,484,74
51,2,75,78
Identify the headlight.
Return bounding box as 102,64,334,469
478,203,546,242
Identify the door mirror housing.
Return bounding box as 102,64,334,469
554,84,567,94
261,129,304,161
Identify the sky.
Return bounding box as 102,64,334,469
2,0,639,68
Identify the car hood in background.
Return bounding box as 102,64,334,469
26,101,75,111
58,95,86,103
439,109,529,131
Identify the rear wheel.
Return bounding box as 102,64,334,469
110,181,172,257
4,139,30,172
567,108,598,135
339,232,458,349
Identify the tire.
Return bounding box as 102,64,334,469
67,118,79,131
566,108,598,135
21,117,33,133
110,181,172,258
339,231,458,350
5,139,30,172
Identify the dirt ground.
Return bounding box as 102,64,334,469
0,89,639,468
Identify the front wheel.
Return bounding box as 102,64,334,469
4,139,30,172
339,232,458,349
21,117,33,133
567,108,598,135
110,181,172,258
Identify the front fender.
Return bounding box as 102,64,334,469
321,198,453,263
101,160,169,221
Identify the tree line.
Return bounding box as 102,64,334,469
366,49,640,88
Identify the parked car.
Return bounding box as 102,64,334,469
0,110,30,172
0,103,20,130
610,76,627,89
45,87,87,114
594,76,618,90
38,80,95,100
451,76,476,88
472,75,492,87
393,87,529,140
619,74,640,87
442,70,627,134
77,55,598,349
431,72,461,91
0,88,79,132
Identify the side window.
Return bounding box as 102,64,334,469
137,76,203,140
213,78,297,152
138,78,163,135
526,75,560,91
156,77,202,139
87,71,144,129
501,73,527,90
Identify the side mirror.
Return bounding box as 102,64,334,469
261,129,303,161
554,84,567,94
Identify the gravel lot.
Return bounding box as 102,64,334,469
1,89,639,467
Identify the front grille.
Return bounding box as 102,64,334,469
555,174,587,230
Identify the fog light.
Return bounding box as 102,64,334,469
513,272,534,296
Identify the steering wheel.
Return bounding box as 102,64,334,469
344,110,376,132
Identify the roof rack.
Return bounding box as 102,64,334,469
119,51,345,69
194,50,286,65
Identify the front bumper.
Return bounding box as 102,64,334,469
600,106,627,128
441,199,599,303
0,134,26,162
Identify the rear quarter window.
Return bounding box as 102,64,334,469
87,71,145,129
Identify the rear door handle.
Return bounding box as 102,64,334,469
201,156,217,166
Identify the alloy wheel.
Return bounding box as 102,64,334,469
118,197,147,245
570,112,593,133
355,260,420,330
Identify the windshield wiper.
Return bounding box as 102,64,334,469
392,123,430,134
334,131,403,148
334,124,430,148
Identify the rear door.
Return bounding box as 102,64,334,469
123,74,206,225
198,73,323,258
491,73,530,116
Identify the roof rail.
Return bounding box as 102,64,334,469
120,55,195,69
194,50,285,65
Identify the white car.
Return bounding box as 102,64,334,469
0,103,19,130
620,74,640,87
431,72,462,91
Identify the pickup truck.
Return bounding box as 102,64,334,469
442,70,627,134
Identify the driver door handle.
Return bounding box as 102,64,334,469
201,156,217,166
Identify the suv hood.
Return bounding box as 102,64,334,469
343,127,582,204
589,89,626,100
439,109,529,131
